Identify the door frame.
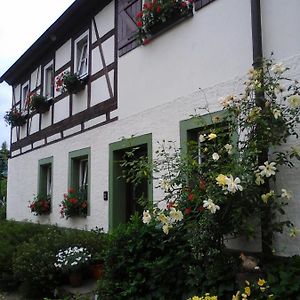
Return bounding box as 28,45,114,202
109,133,153,230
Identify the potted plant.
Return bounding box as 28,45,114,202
4,108,26,127
54,246,92,287
136,0,193,42
61,72,87,95
28,194,51,216
60,187,88,219
89,253,105,280
29,93,52,114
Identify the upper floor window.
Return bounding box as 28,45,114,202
75,33,89,78
43,61,54,99
21,82,29,109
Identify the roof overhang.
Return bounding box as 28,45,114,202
0,0,112,85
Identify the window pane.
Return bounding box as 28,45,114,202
22,85,29,108
45,65,54,99
46,165,52,195
76,37,88,77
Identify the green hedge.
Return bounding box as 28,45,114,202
13,226,107,299
0,220,107,299
0,220,49,291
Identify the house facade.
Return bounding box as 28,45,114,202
1,0,300,255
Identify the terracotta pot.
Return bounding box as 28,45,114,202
90,263,104,280
69,271,83,287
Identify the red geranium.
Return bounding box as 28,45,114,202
29,194,51,216
185,207,192,215
60,187,88,219
188,193,194,201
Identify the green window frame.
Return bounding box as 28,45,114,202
109,133,153,230
38,156,53,208
180,110,236,156
68,147,91,214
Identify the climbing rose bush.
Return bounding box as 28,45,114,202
122,58,300,256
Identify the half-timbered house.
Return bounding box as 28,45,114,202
1,0,300,255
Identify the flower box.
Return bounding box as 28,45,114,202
62,73,88,95
60,187,88,219
29,194,51,216
136,0,193,43
147,10,193,38
4,109,27,127
29,94,52,114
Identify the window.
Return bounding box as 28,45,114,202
69,148,91,206
43,62,54,99
38,157,53,197
75,34,88,78
180,111,234,159
21,82,29,109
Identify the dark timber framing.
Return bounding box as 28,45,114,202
5,1,117,158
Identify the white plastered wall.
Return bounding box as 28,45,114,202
118,0,253,120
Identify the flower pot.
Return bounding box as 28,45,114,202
35,100,52,114
12,116,26,127
69,272,83,287
147,10,193,37
90,263,104,280
66,82,85,94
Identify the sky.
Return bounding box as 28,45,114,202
0,0,75,146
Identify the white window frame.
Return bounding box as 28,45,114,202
74,31,89,78
21,81,30,109
79,158,88,189
43,61,54,100
46,164,52,196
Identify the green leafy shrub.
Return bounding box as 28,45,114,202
0,220,50,291
97,215,195,300
0,204,5,220
266,255,300,299
13,226,107,299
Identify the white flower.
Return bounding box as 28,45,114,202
157,213,168,224
281,189,292,199
220,95,235,108
162,223,172,235
289,227,299,238
261,190,274,204
224,144,233,155
212,153,220,161
288,94,300,108
255,173,264,185
272,108,281,119
169,208,183,222
159,178,171,192
203,199,220,214
199,134,206,143
271,62,286,74
142,210,152,224
291,146,300,156
208,133,217,140
225,175,243,193
259,161,276,177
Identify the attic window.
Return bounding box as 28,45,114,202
75,34,89,78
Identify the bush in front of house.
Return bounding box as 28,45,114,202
0,220,49,291
266,255,300,299
12,225,107,299
97,214,196,300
